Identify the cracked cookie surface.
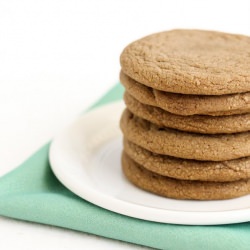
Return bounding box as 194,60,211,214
120,29,250,95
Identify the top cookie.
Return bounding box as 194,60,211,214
120,29,250,95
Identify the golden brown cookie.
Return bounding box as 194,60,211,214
120,29,250,95
120,72,250,116
124,139,250,182
120,109,250,161
124,92,250,134
122,152,250,200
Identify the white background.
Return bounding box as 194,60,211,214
0,0,249,249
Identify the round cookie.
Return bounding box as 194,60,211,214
122,152,250,200
120,109,250,161
124,139,250,182
120,29,250,95
124,92,250,134
120,71,250,116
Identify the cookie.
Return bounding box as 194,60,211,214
120,109,250,161
124,92,250,134
124,139,250,182
122,152,250,200
120,71,250,116
120,29,250,95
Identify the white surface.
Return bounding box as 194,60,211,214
50,102,250,226
0,0,249,248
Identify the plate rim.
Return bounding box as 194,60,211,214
49,101,250,225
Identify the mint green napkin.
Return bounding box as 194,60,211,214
0,84,250,250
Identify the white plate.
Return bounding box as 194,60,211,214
49,101,250,225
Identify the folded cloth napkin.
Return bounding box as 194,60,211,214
0,84,250,250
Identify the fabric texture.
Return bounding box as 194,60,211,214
0,84,250,250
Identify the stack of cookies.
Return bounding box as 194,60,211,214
119,30,250,200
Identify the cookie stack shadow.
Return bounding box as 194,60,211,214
119,30,250,200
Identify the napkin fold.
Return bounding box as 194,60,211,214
0,84,250,250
